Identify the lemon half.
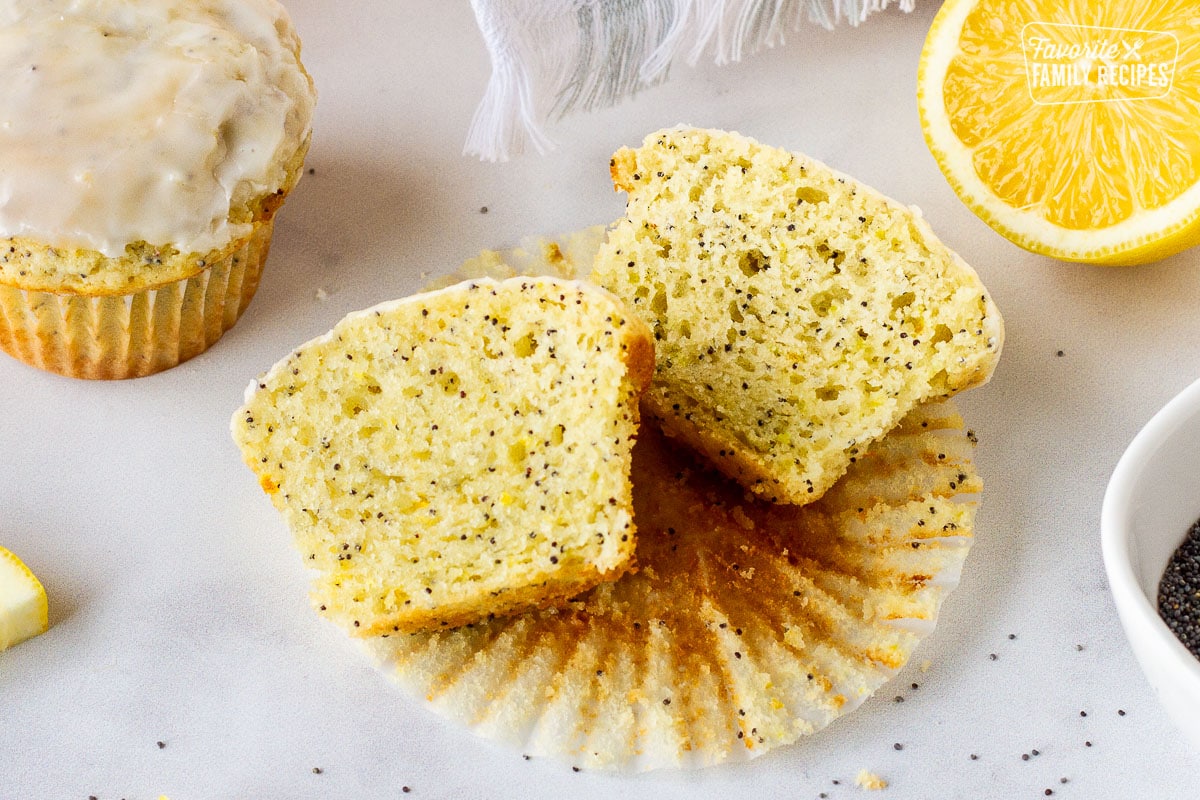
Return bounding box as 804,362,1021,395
918,0,1200,265
0,546,49,651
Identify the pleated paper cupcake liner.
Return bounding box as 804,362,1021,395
0,218,273,380
368,405,978,770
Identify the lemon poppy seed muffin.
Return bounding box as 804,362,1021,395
592,128,1003,504
232,276,655,636
0,0,316,378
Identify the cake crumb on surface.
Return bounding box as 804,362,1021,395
856,770,888,790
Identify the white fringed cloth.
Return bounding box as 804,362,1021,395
465,0,916,161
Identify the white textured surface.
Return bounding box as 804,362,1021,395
2,1,1199,797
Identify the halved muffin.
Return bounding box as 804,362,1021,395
232,276,655,635
593,128,1003,503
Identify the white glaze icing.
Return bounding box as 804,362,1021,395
0,0,315,257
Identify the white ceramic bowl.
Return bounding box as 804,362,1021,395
1102,377,1200,752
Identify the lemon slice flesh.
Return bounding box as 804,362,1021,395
918,0,1200,265
0,546,49,651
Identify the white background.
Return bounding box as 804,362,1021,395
4,2,1200,798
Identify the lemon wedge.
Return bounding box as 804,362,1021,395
0,546,49,651
918,0,1200,265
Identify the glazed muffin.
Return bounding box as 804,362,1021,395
0,0,316,379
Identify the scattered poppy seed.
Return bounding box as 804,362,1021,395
480,206,488,214
1008,633,1016,640
156,741,165,749
572,766,581,773
989,653,998,661
1118,709,1126,716
1045,790,1054,796
1080,711,1087,717
1056,350,1064,357
312,767,322,774
402,787,411,794
893,695,905,703
893,742,903,751
1022,754,1030,761
1032,749,1040,756
969,754,978,761
1085,741,1093,747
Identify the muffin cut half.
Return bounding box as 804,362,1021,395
232,276,654,635
592,128,1003,504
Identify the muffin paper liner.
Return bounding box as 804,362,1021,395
367,404,978,771
0,218,273,379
